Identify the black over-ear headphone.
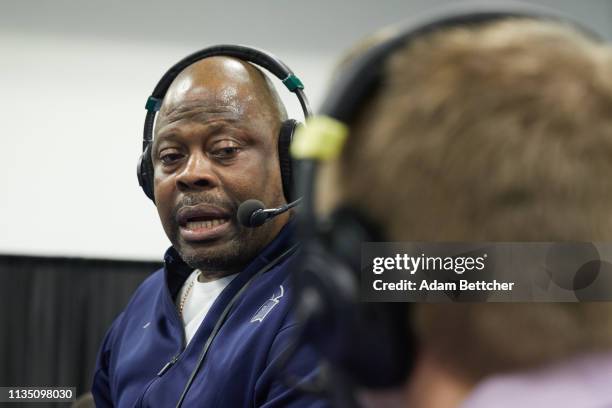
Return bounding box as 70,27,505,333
289,2,602,392
137,45,312,203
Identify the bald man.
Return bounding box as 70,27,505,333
92,57,328,407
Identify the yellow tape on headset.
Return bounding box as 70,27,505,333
290,116,349,161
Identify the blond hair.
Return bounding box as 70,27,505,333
323,19,612,380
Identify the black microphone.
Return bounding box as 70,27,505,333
238,198,302,227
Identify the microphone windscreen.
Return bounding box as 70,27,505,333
237,199,265,227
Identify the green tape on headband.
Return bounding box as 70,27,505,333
291,116,349,160
145,96,162,112
282,75,304,91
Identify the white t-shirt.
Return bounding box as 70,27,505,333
176,269,238,345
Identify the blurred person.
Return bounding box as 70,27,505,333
92,52,329,407
312,15,612,408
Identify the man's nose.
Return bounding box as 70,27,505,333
175,152,219,191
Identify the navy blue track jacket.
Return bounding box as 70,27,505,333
92,223,329,407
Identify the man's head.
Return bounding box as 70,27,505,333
319,17,612,389
152,56,289,276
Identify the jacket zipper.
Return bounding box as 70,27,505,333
135,301,186,407
157,354,180,377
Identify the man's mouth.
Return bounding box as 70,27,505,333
176,204,233,241
184,218,229,230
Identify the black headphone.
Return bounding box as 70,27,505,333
137,44,312,203
289,2,602,392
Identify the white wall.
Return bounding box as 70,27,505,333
1,0,611,260
0,31,335,260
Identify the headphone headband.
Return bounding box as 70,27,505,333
320,3,601,124
143,44,312,145
150,45,305,100
291,2,602,208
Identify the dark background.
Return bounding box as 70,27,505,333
0,255,159,400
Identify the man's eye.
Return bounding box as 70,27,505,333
159,153,183,165
212,147,241,159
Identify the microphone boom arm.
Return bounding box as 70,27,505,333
244,198,303,227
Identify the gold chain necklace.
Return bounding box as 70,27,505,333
178,270,201,319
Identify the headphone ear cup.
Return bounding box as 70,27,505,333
278,119,298,202
137,143,155,202
293,208,415,388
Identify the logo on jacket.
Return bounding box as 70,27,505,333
250,285,284,323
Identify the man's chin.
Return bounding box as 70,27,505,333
176,238,246,272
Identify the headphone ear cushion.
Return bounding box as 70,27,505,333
137,143,155,202
293,208,415,388
278,119,298,203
